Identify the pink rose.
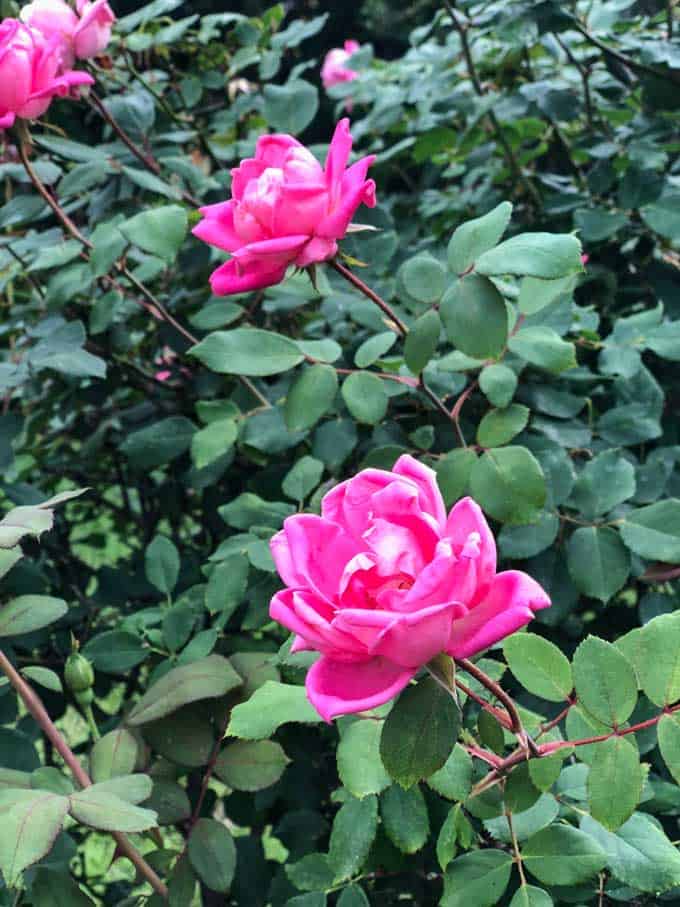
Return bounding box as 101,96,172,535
73,0,115,60
0,19,93,129
321,40,360,90
20,0,114,67
270,455,551,721
192,118,376,295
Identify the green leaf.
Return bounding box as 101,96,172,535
82,630,147,674
188,818,237,893
635,612,680,706
191,418,238,470
147,779,191,826
0,595,67,637
522,825,606,885
282,456,324,502
469,446,546,525
399,255,447,303
21,666,62,693
68,789,157,832
503,633,572,702
354,331,397,368
567,527,631,603
328,795,378,882
570,450,636,519
435,448,477,508
30,869,95,906
127,655,242,725
447,202,513,274
518,274,576,315
143,709,214,767
509,885,553,907
508,327,576,374
205,554,249,616
498,511,559,560
337,884,370,907
119,416,196,469
427,744,472,801
404,309,441,373
485,794,559,843
0,505,53,548
620,499,680,563
118,205,188,261
219,493,293,530
572,636,638,726
215,740,289,791
85,774,152,805
337,720,391,799
286,854,335,893
285,364,338,431
191,328,304,377
581,812,680,893
476,233,583,279
436,805,459,870
0,792,69,887
479,364,517,408
441,850,513,907
145,535,180,596
227,681,322,739
380,783,429,853
658,713,680,784
90,728,140,783
477,404,529,447
440,274,508,359
588,736,642,831
263,79,319,134
341,372,388,424
640,190,680,240
380,675,460,788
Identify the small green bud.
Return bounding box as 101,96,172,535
74,688,94,707
64,652,94,694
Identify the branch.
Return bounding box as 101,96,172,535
329,259,408,336
572,18,680,85
0,648,168,900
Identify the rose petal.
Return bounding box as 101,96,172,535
306,654,416,721
294,236,338,267
256,133,303,169
335,601,464,667
270,588,364,659
393,454,447,531
208,259,288,295
447,569,551,659
444,497,496,604
270,514,361,602
192,201,243,252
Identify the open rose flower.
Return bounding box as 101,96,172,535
321,40,360,91
21,0,115,68
192,118,376,296
0,19,93,130
270,455,551,721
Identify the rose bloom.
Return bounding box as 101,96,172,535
192,118,376,296
20,0,115,68
270,455,551,721
0,19,93,130
321,39,360,90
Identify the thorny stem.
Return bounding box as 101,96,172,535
506,810,527,885
0,648,169,900
456,657,539,756
88,91,201,207
442,1,540,204
572,18,680,84
16,122,270,410
554,33,594,130
330,259,409,336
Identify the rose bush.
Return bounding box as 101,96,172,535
0,2,679,906
271,455,549,719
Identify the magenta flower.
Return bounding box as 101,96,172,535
321,40,360,91
269,455,551,721
192,118,376,296
20,0,115,68
0,19,93,130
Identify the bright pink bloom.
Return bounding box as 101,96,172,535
0,19,93,129
192,118,376,295
321,40,360,90
269,455,551,721
21,0,114,67
581,253,589,265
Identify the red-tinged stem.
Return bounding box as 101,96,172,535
88,92,200,207
0,648,168,900
455,677,513,730
641,563,680,583
457,657,539,756
536,699,575,739
330,259,409,336
449,381,477,448
16,122,270,410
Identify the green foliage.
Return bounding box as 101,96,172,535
0,0,679,902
